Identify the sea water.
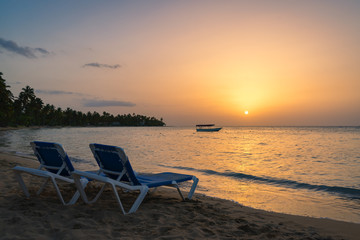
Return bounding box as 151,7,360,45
1,126,359,223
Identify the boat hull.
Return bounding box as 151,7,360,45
196,127,222,132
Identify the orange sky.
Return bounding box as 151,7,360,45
1,1,359,126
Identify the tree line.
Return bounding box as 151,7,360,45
0,72,165,127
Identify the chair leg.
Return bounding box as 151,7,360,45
110,184,149,215
175,184,185,201
173,176,199,200
73,174,87,202
73,174,108,205
14,172,30,198
67,178,89,205
187,176,199,200
37,178,50,195
50,177,66,205
127,187,149,214
87,182,107,204
111,184,127,214
50,177,89,206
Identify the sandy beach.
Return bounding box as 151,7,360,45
1,152,359,240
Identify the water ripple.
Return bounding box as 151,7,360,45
160,165,360,199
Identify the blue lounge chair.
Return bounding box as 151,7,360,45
72,143,199,214
12,141,90,205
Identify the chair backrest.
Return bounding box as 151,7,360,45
89,143,140,186
31,141,75,176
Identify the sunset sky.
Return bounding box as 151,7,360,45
1,1,359,126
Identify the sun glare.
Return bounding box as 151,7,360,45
245,111,249,115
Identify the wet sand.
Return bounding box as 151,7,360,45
1,152,359,239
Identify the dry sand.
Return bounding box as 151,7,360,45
1,152,359,240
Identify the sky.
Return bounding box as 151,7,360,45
1,0,360,126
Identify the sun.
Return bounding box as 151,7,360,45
244,110,249,115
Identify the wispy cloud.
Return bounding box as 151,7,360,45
8,81,22,85
36,90,135,108
83,99,136,107
82,62,121,69
0,38,50,58
36,89,90,98
36,89,78,95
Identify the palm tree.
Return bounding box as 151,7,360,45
0,72,14,126
14,86,43,126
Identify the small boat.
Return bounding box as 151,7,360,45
196,124,222,132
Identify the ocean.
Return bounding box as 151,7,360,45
1,126,359,223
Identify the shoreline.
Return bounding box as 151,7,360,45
0,125,167,132
3,150,360,225
1,152,359,239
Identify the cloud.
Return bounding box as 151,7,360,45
36,89,78,95
8,81,22,85
36,89,135,107
82,62,121,69
36,89,91,98
35,48,50,55
83,99,136,107
0,38,50,58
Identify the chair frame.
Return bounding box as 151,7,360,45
72,143,199,214
12,141,89,205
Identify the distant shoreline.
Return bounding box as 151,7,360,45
0,125,167,131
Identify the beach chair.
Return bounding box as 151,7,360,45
71,143,199,214
12,141,90,205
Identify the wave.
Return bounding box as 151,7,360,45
160,165,360,199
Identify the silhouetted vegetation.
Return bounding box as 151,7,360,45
0,72,165,127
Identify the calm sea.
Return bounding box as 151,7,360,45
1,126,359,223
